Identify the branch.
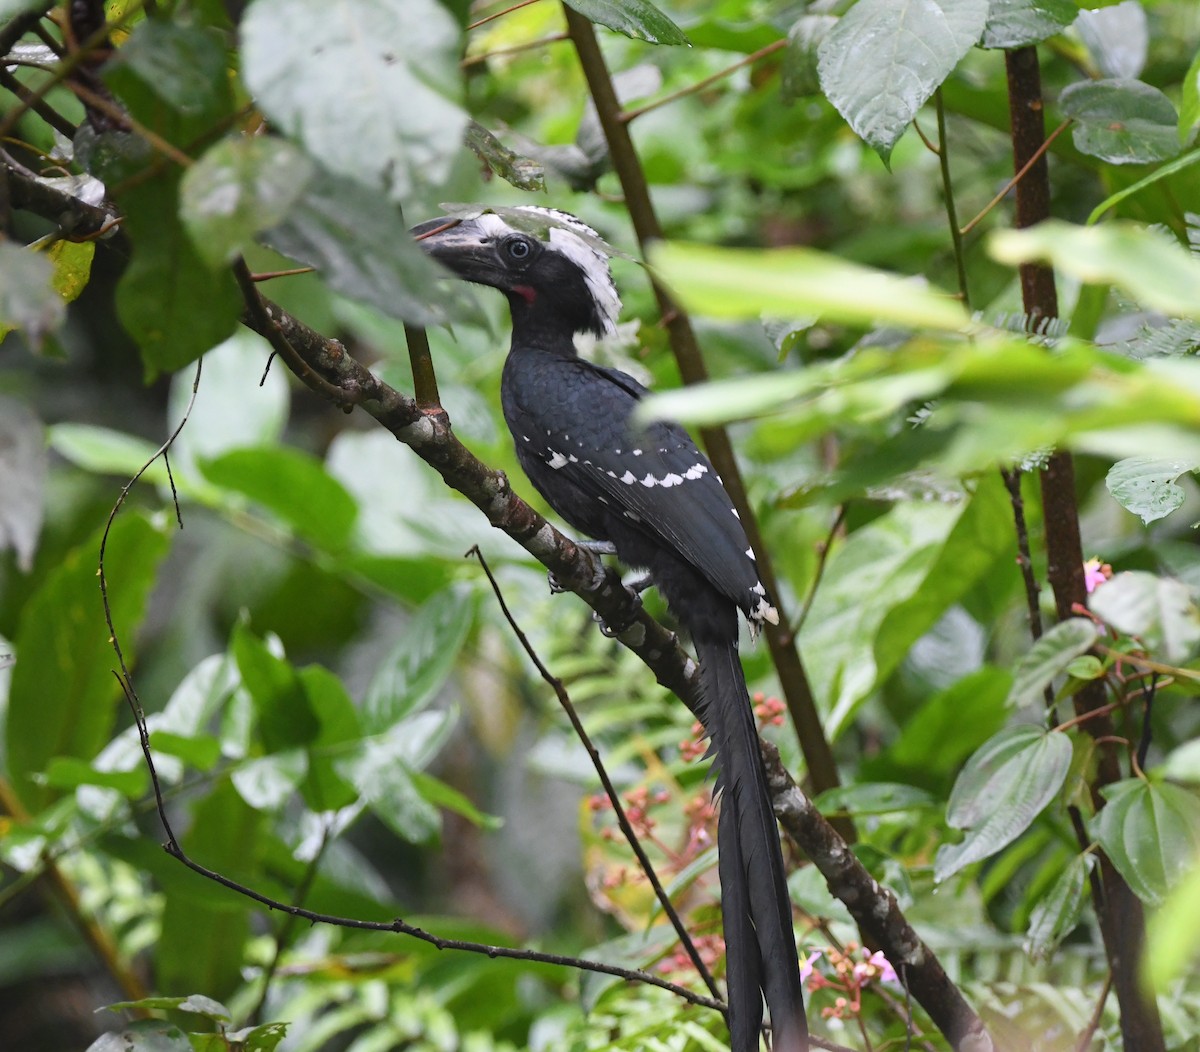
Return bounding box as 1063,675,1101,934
1004,44,1164,1052
561,6,847,818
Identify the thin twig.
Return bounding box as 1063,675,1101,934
621,39,786,124
467,0,543,31
1074,971,1113,1052
462,32,569,68
934,89,969,306
791,505,845,636
0,67,78,138
958,118,1071,237
250,266,315,282
67,79,193,168
467,545,724,1004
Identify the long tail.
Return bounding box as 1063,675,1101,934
697,634,807,1052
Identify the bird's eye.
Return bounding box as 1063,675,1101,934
506,238,532,260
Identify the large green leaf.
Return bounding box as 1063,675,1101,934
1088,571,1200,664
817,0,989,164
6,512,171,810
990,220,1200,320
1181,47,1200,145
263,166,464,326
115,173,242,379
1059,79,1180,166
180,137,314,268
199,446,358,553
1145,857,1200,992
564,0,689,45
1006,618,1100,710
979,0,1076,49
935,725,1073,881
231,625,320,752
1106,456,1199,524
240,0,465,200
650,241,967,332
1092,779,1200,906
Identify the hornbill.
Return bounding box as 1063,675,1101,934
414,207,807,1052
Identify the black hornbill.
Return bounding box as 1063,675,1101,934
414,207,807,1052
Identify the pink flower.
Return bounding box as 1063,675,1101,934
1084,558,1112,594
862,949,898,984
799,950,823,983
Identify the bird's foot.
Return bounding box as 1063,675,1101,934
592,587,643,637
547,539,616,594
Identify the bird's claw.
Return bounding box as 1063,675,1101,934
591,586,643,637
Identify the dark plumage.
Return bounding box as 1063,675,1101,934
415,207,807,1052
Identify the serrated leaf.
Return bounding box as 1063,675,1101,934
1024,853,1093,959
241,0,466,200
979,0,1076,50
564,0,689,45
1059,79,1180,166
199,446,358,553
935,725,1072,881
0,242,64,347
1092,779,1200,906
1007,618,1099,709
264,165,464,326
817,0,989,163
180,137,314,267
1106,456,1199,524
990,221,1200,320
1089,571,1200,664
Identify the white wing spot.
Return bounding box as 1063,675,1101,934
625,510,641,522
606,470,617,478
633,449,643,456
732,508,741,520
745,548,756,560
620,471,636,485
660,473,684,488
751,582,766,596
548,450,568,469
684,463,708,480
752,596,779,625
568,454,579,463
641,473,657,487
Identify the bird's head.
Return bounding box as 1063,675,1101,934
413,207,620,342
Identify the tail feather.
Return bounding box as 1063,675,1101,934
699,635,808,1052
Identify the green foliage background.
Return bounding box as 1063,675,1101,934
2,0,1200,1049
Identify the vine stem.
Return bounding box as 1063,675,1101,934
468,546,723,1003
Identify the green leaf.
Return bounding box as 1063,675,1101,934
990,220,1200,320
264,165,464,326
1161,738,1200,784
935,726,1073,882
650,241,967,332
409,770,502,830
781,15,836,102
46,239,95,307
180,137,315,268
1145,857,1200,993
1106,456,1199,524
1059,79,1180,165
1088,571,1200,664
1092,779,1200,906
116,174,242,379
817,0,989,164
979,0,1077,49
104,21,233,147
1024,853,1093,959
1181,47,1200,145
464,122,545,192
85,1022,193,1052
149,730,221,770
814,782,936,817
336,734,443,845
0,242,65,347
1065,655,1105,680
199,446,358,553
1075,4,1147,80
564,0,689,45
6,512,171,810
48,424,167,483
231,625,320,751
230,749,308,810
295,664,361,812
1006,618,1099,709
42,757,147,796
155,783,261,1000
240,0,466,200
365,587,475,731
